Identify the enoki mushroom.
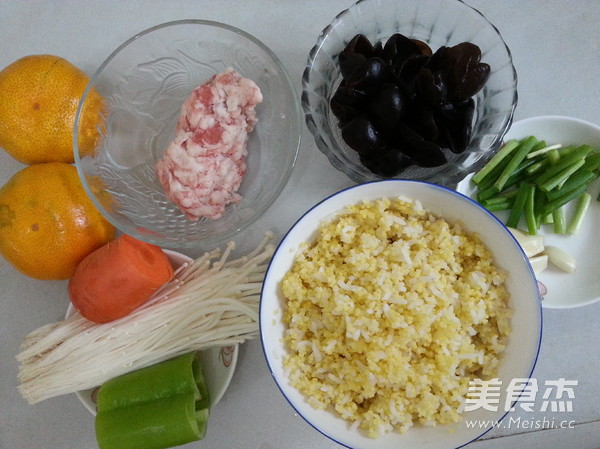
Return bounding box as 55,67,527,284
17,233,274,404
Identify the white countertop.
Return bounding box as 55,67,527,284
1,1,599,448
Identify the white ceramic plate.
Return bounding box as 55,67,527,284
260,180,542,449
66,249,238,415
457,115,600,309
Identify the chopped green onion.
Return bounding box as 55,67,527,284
526,143,562,159
557,145,577,157
493,136,539,192
496,188,519,202
475,153,514,190
483,200,513,212
506,182,530,228
477,185,500,202
545,170,598,201
534,145,592,186
483,193,514,206
538,158,586,192
514,155,541,175
525,159,549,176
503,169,530,191
567,192,592,235
470,135,599,236
547,148,561,165
541,183,589,217
471,139,520,185
541,213,554,225
479,187,518,209
533,188,547,231
580,152,600,172
525,184,538,235
552,206,566,234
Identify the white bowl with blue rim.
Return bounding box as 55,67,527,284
260,179,542,449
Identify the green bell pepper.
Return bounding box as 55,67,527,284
95,352,210,449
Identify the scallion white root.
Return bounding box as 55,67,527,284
17,233,275,404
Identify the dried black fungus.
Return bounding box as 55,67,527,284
441,42,490,102
331,33,489,176
395,124,447,167
367,82,408,130
361,149,413,177
339,34,380,79
345,57,387,96
381,33,423,67
408,102,439,142
411,39,433,57
341,116,383,155
344,34,379,58
436,98,476,154
394,54,429,88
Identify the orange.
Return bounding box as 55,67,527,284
0,54,104,164
0,163,116,280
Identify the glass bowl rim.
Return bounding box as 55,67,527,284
73,19,302,249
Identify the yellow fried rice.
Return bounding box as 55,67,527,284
281,197,511,437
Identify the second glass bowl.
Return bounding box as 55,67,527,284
302,0,517,186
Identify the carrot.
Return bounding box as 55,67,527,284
68,234,174,323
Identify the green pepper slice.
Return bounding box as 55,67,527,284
95,352,210,449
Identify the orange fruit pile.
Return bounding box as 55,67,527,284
0,55,116,280
0,163,116,280
0,54,104,164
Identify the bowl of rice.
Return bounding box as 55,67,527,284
259,180,542,449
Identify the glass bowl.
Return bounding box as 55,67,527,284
260,180,542,449
302,0,517,187
74,20,301,249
